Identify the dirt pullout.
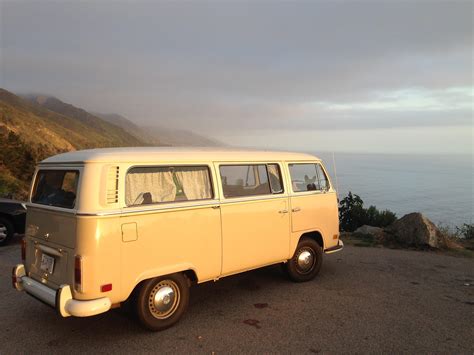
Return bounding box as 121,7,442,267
0,244,472,353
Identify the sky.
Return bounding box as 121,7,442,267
1,0,472,154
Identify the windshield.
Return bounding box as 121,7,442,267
31,170,79,209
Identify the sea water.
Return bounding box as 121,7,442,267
316,152,473,228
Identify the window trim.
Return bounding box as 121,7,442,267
266,163,284,194
219,163,284,199
315,163,331,191
31,169,80,209
124,164,215,207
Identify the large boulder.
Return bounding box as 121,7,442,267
385,213,446,248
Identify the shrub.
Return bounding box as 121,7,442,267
339,191,397,232
456,224,474,240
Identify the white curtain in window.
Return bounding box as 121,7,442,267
175,167,212,201
126,169,176,205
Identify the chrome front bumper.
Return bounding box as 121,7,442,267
12,264,111,317
324,240,344,254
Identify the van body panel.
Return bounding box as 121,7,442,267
24,207,76,289
119,204,222,299
26,206,77,248
73,216,122,302
290,191,340,249
219,197,290,275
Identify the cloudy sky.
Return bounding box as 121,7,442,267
1,0,472,154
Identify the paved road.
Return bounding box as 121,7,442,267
1,241,473,353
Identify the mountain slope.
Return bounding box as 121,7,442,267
0,88,146,198
93,112,164,146
23,95,144,147
95,112,223,147
143,126,223,147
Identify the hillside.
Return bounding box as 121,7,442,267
23,95,145,147
143,126,223,147
0,89,146,198
93,112,164,146
95,112,222,147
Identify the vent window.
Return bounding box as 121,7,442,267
106,166,120,204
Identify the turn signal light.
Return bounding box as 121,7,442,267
74,255,83,292
21,238,26,261
101,284,112,292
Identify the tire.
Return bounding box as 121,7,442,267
285,237,323,282
135,273,190,331
0,217,14,247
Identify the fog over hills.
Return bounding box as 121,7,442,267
94,112,222,147
0,88,221,198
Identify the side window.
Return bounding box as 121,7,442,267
289,163,329,192
125,166,213,206
220,165,270,198
315,164,330,191
221,164,284,198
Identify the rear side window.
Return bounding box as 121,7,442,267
220,164,283,198
126,166,213,206
31,170,79,209
289,163,330,192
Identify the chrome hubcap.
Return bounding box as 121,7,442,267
0,224,7,242
148,280,180,319
295,248,315,274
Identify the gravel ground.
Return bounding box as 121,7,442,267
0,240,473,354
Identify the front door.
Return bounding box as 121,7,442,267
217,163,290,275
288,162,339,244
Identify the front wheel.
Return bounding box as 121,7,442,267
285,237,323,282
135,273,190,331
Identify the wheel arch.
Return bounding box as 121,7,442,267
125,267,198,303
299,230,324,250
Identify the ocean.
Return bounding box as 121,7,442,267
316,152,473,228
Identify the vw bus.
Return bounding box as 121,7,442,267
12,148,342,331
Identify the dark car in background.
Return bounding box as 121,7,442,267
0,198,26,246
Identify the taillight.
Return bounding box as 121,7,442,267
74,255,83,292
21,238,26,262
101,283,112,292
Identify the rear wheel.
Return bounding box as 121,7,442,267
135,273,189,331
0,217,14,247
285,237,323,282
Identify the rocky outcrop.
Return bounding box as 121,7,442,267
384,213,447,249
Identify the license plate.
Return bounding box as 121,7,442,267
40,254,55,274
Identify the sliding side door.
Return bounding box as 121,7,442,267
216,163,290,275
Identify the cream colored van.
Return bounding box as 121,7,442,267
13,148,342,330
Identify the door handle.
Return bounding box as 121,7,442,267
278,209,289,214
292,207,301,212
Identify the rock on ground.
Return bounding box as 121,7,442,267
385,212,446,248
354,225,383,236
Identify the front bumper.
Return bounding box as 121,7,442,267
12,264,111,317
324,240,344,254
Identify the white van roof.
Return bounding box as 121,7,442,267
40,147,320,164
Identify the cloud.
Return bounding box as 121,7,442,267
1,0,472,152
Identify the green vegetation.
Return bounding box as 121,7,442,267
456,223,474,240
338,191,397,232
